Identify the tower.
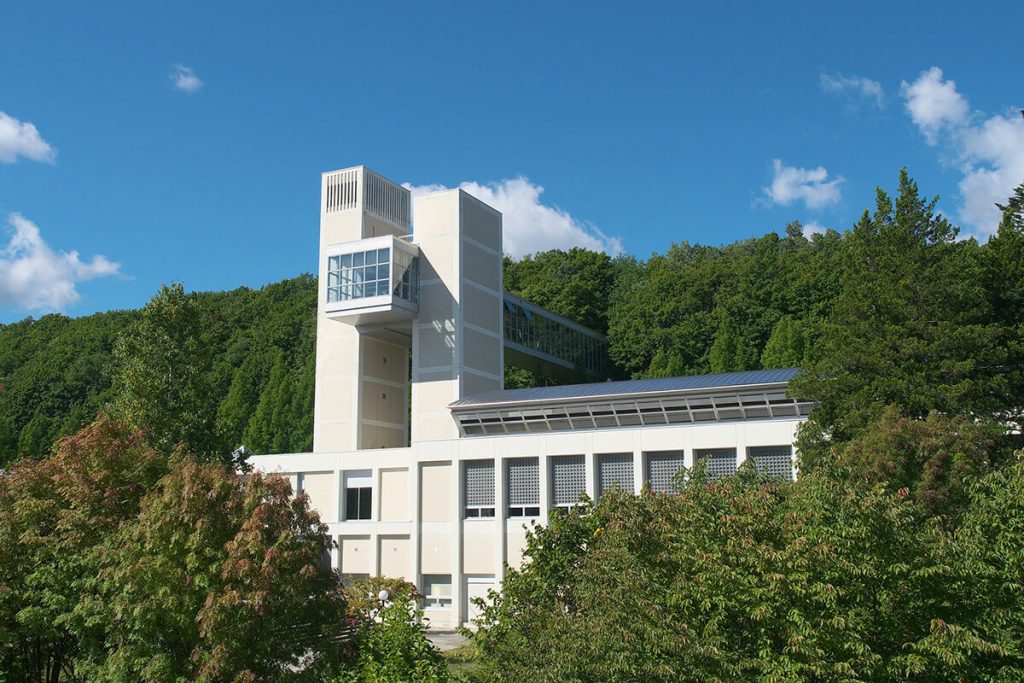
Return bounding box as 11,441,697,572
312,166,503,453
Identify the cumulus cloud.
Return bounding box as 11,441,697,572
404,177,623,257
0,111,56,164
0,213,121,312
170,64,203,93
802,220,829,237
820,73,884,108
762,159,844,210
900,67,968,145
901,67,1024,235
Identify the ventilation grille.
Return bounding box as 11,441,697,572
749,445,794,480
646,451,685,493
598,453,633,496
364,170,410,228
507,458,539,506
464,460,495,507
325,169,359,213
695,448,737,480
551,455,585,506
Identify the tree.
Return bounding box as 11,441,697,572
110,283,221,460
830,407,1007,519
792,170,1007,456
0,417,167,682
470,467,1020,681
334,579,450,683
503,248,615,334
760,315,806,368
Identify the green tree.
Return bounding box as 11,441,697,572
110,283,221,460
470,467,1019,681
334,580,450,683
760,315,806,368
89,461,347,681
504,248,615,334
16,412,53,460
832,407,1007,519
0,417,167,682
793,170,1007,457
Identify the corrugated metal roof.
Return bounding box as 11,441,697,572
450,368,801,409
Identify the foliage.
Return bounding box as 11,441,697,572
0,418,350,682
830,407,1008,519
793,171,1014,459
3,170,1020,471
0,275,317,467
503,248,615,334
110,283,221,460
343,576,420,621
86,461,348,682
0,417,168,682
470,463,1024,681
333,581,450,683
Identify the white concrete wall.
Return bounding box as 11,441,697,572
411,190,502,444
253,415,804,627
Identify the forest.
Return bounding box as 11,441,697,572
0,170,1022,680
1,170,1021,469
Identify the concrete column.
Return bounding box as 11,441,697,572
495,457,507,584
539,455,550,526
451,456,463,626
633,447,644,495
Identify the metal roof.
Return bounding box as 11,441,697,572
450,368,801,409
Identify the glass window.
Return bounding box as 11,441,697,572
748,445,794,481
694,448,738,480
646,451,685,493
551,455,585,511
597,453,633,496
464,460,495,518
507,458,540,517
326,247,397,304
421,574,452,609
344,470,373,520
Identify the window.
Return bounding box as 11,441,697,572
421,574,452,609
507,458,540,517
392,249,420,303
646,451,685,493
694,448,737,480
551,455,586,511
327,248,391,302
344,471,373,520
597,453,633,496
748,445,794,481
463,460,495,518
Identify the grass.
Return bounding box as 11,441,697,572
443,644,483,679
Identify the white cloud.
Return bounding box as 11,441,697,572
900,67,968,145
0,213,121,312
403,177,623,257
763,159,844,210
820,73,884,108
901,66,1024,235
802,220,829,237
170,64,203,93
0,111,56,164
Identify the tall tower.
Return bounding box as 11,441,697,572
312,167,503,453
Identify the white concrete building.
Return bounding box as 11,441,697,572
249,166,813,627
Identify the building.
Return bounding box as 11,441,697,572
248,166,813,627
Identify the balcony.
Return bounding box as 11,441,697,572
324,235,420,325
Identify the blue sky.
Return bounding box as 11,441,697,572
1,1,1022,322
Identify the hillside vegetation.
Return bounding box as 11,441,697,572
0,170,1021,471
